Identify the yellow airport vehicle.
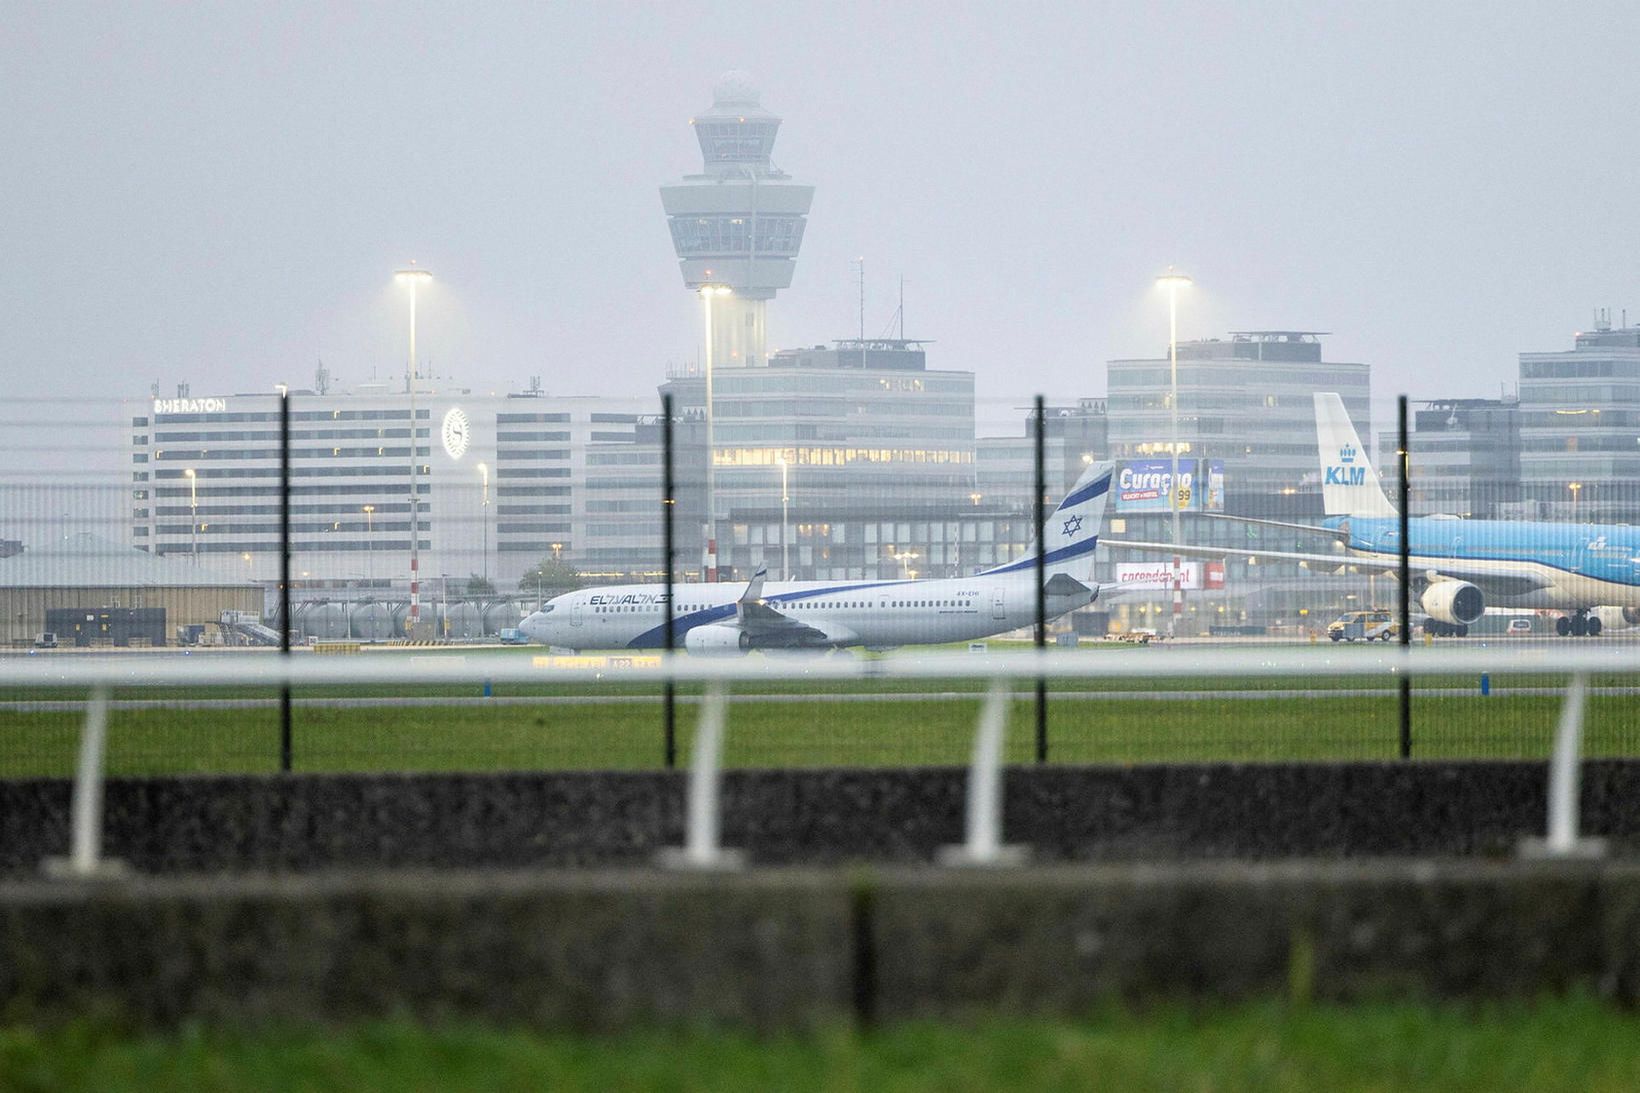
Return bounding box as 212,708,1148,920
1326,610,1400,643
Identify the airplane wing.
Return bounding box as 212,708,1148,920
1102,539,1552,596
733,566,833,646
1198,512,1351,545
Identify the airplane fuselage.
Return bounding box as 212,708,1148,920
520,572,1095,651
1326,514,1640,610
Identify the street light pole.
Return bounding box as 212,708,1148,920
1156,268,1193,638
1569,481,1582,520
477,461,490,588
362,505,375,587
395,263,432,636
700,284,731,581
777,453,789,580
184,468,198,563
546,542,562,610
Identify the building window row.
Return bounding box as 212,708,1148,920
496,522,572,535
496,504,572,516
495,485,571,498
155,466,430,480
1521,360,1640,379
668,214,805,258
154,447,417,461
495,449,570,461
496,430,571,442
153,428,414,443
495,467,571,479
714,447,974,467
1520,384,1640,403
153,409,426,424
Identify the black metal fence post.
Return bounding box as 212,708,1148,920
1034,394,1048,764
662,394,677,769
1398,394,1412,759
279,390,293,772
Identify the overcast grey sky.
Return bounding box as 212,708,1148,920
5,1,1639,410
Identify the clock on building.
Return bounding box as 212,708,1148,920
440,407,470,460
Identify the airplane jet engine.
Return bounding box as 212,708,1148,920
684,624,751,654
1421,581,1484,626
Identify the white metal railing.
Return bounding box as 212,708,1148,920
655,683,744,871
1520,671,1607,859
938,680,1028,867
2,644,1634,876
40,686,127,880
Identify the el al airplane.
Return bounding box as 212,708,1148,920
519,461,1114,652
1110,392,1640,638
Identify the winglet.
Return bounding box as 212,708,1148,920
739,565,767,605
736,565,768,625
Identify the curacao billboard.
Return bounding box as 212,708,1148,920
1115,459,1226,512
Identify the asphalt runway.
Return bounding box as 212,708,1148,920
3,685,1635,713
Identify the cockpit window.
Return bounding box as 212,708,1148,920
537,604,554,614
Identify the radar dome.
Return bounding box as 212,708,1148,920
713,70,760,106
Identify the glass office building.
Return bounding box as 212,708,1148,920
1518,316,1640,521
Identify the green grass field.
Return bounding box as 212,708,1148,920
1,687,1635,777
3,643,1633,776
4,998,1640,1091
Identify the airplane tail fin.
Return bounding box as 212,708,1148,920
1314,392,1397,517
982,460,1112,583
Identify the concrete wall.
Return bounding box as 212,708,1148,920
1,862,1638,1029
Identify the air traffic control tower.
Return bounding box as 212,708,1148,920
660,72,814,370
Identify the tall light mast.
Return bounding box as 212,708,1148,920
395,263,432,635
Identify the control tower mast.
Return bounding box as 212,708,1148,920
660,72,814,370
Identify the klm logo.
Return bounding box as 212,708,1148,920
1324,445,1365,485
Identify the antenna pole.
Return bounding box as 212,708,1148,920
855,257,865,342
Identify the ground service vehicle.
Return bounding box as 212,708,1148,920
1327,610,1399,642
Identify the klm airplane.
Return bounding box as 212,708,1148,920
1114,394,1640,638
519,462,1113,652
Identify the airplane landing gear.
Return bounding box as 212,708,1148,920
1557,612,1601,637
